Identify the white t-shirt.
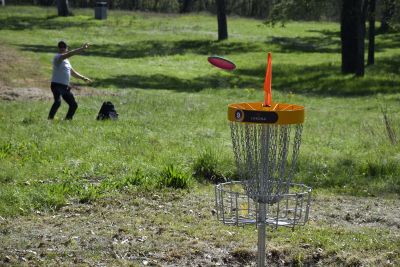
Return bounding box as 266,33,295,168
51,54,71,86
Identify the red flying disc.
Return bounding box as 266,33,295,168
208,56,236,71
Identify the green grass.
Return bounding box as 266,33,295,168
0,5,399,217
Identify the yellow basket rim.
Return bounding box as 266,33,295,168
228,102,304,124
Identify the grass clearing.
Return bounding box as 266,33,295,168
0,5,399,266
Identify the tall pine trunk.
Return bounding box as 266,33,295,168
340,0,366,76
216,0,228,40
132,0,140,10
57,0,70,16
180,0,193,13
368,0,376,65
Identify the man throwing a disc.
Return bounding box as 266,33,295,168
48,41,92,120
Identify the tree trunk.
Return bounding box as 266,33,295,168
180,0,193,13
263,0,271,19
251,0,260,17
216,0,228,40
340,0,366,76
381,0,395,32
198,0,206,10
355,0,367,76
57,0,70,16
132,0,140,10
153,0,160,11
368,0,376,65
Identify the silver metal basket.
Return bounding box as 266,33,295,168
215,181,311,229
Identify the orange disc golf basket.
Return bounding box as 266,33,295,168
215,53,312,267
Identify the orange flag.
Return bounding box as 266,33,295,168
263,52,272,107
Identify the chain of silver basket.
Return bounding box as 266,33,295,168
230,122,303,204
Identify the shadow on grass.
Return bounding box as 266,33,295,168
19,40,261,58
11,24,341,57
299,29,400,53
92,73,259,92
20,36,341,58
6,13,400,55
92,58,399,96
269,29,340,53
375,32,400,50
0,15,94,30
269,60,400,96
19,33,399,59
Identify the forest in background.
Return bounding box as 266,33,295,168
4,0,399,24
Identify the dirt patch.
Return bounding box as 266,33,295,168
311,194,400,230
0,191,399,266
0,86,51,101
0,43,48,90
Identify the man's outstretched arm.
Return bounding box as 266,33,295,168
59,43,90,61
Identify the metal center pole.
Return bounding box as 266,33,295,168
257,202,267,267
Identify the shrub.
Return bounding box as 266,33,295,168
114,169,146,189
192,150,226,184
78,184,99,203
159,164,192,189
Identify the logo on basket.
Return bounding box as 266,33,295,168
235,110,243,121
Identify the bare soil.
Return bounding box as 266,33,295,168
311,194,400,230
0,190,399,267
0,86,51,101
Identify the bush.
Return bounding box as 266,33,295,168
159,164,192,189
192,150,226,184
115,169,146,189
78,184,99,203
